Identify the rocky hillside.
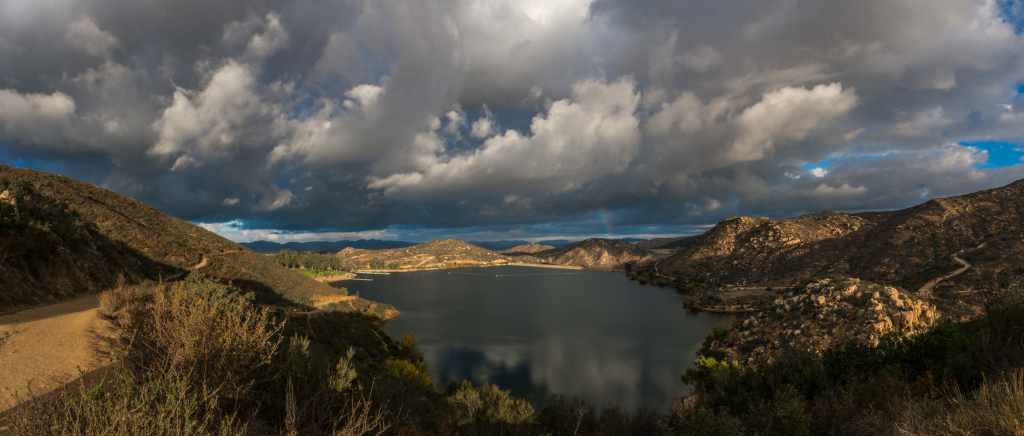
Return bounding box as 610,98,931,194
514,238,664,270
336,239,512,270
0,166,372,313
499,243,555,254
633,236,695,249
703,277,940,366
644,179,1024,292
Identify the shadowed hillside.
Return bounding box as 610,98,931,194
0,166,368,312
633,236,695,249
643,178,1024,292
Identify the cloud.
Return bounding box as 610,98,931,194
729,83,859,163
0,89,76,144
254,185,293,211
368,76,641,195
150,61,275,170
64,16,119,58
470,105,496,138
810,183,867,197
223,12,289,64
0,0,1023,240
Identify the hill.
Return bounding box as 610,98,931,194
513,238,666,269
336,239,514,270
0,166,375,312
499,243,556,254
641,179,1024,293
242,239,417,253
632,236,698,249
469,239,579,251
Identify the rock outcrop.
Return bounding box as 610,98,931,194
703,277,940,366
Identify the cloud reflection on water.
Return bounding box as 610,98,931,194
356,267,729,411
423,335,697,410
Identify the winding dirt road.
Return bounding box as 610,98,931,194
917,250,973,298
0,295,116,413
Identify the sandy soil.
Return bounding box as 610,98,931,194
0,295,115,413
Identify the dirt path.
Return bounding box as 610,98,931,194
163,256,209,282
0,295,115,413
918,250,973,298
415,256,435,267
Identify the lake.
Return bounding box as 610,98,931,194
340,265,730,411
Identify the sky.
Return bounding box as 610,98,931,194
2,0,1024,243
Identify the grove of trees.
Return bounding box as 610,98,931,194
272,249,353,273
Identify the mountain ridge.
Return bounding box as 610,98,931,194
641,178,1024,294
0,166,373,313
507,238,670,270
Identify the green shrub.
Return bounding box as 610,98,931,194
906,370,1024,436
10,369,244,435
124,274,284,400
386,359,435,389
444,381,534,427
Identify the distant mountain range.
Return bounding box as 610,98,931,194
245,237,672,254
329,237,695,271
242,239,418,253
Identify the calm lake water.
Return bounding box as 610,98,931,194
341,265,730,411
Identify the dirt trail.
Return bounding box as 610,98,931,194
162,256,209,282
918,251,973,298
415,256,435,267
0,295,115,413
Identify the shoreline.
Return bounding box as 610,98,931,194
506,262,586,270
346,262,592,274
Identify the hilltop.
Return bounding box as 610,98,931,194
0,166,373,312
499,243,555,255
336,239,513,270
640,179,1024,294
508,238,669,270
242,239,417,254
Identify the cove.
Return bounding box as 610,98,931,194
342,265,730,411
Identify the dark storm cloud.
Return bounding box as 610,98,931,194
2,0,1024,241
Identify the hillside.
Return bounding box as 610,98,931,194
243,239,417,253
702,277,940,366
642,179,1024,293
0,166,371,312
632,236,698,249
512,238,665,269
336,239,514,270
499,243,555,254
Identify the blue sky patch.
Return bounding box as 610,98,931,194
962,141,1024,168
999,0,1024,34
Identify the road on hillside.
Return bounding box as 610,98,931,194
917,250,973,298
0,295,115,413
